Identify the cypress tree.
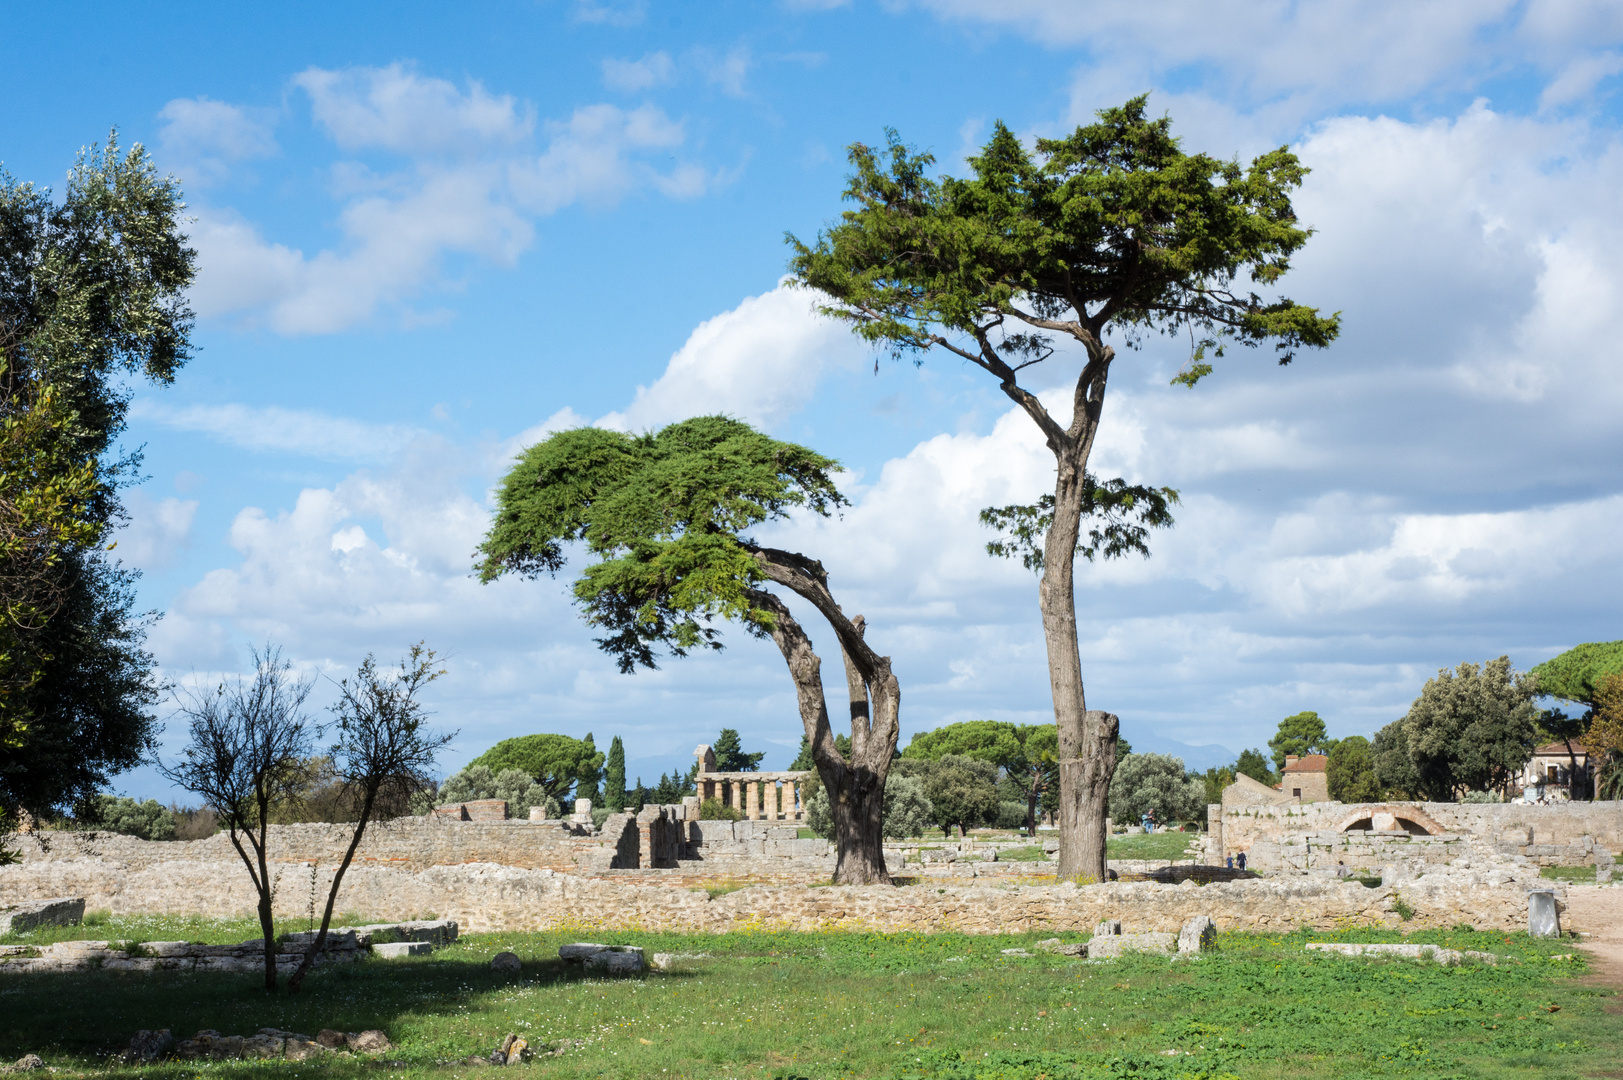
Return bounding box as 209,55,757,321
604,735,627,811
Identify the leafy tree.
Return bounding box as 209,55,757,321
0,136,195,827
1234,748,1274,786
882,773,935,838
1199,766,1234,807
699,795,742,821
437,764,555,818
1529,640,1623,705
469,733,602,803
1004,724,1060,837
159,647,313,991
713,727,765,772
604,735,626,812
1371,720,1421,799
1392,657,1539,800
1326,735,1381,803
1268,711,1336,771
790,97,1338,880
477,416,901,884
1585,673,1623,799
903,719,1023,765
88,794,176,840
1107,752,1204,825
904,755,1000,838
574,732,602,805
287,644,452,992
648,766,696,806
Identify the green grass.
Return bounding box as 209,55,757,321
1106,831,1198,861
997,846,1048,863
0,921,1609,1079
0,911,387,948
1539,865,1600,882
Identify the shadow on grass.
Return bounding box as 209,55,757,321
0,946,692,1068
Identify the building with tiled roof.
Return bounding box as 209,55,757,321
1278,754,1329,802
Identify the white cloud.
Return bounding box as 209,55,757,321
1540,51,1623,110
294,63,533,154
700,47,753,98
157,97,278,184
130,400,423,462
602,52,675,92
599,284,869,432
181,66,708,335
115,491,198,571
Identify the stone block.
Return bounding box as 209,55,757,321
346,1030,392,1053
241,1035,284,1059
1093,919,1122,937
284,1038,328,1061
559,942,609,961
1178,916,1216,954
490,951,522,972
373,941,432,958
1528,891,1561,938
1035,938,1087,956
143,941,192,958
124,1029,175,1062
0,897,84,935
585,948,645,974
1087,933,1175,959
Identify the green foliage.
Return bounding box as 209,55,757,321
981,481,1178,573
0,135,196,819
1326,735,1382,803
1198,766,1234,806
1234,747,1275,785
1268,710,1335,771
1387,657,1540,800
468,733,603,802
712,727,765,772
476,416,846,673
573,733,601,804
88,794,175,840
902,720,1023,766
789,97,1338,384
436,765,557,819
883,773,936,839
1107,753,1205,824
698,797,741,822
603,735,626,812
895,754,1000,837
1529,640,1623,705
1371,719,1422,799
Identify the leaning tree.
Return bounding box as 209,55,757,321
790,96,1339,880
477,415,900,884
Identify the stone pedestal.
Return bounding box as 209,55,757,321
1528,890,1561,938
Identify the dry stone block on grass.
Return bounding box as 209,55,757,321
0,897,83,935
489,951,521,973
373,941,432,959
1178,916,1216,954
1087,932,1176,959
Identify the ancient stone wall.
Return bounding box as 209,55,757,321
1220,800,1623,865
0,855,1554,935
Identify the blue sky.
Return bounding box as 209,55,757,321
4,1,1621,798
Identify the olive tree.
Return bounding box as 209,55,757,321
477,416,901,884
1107,752,1204,825
790,97,1338,879
1377,657,1539,800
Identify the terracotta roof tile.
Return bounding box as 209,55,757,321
1282,754,1328,772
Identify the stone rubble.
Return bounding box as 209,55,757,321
489,950,522,972
6,1056,44,1073
160,1028,390,1061
559,942,646,973
0,919,456,975
1305,942,1501,965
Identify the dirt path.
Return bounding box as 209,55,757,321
1563,885,1623,995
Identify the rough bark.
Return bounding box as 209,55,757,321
745,549,900,885
1057,710,1119,882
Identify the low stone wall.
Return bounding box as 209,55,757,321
1221,800,1623,865
0,854,1556,935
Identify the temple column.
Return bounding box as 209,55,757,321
783,779,797,820
745,780,759,820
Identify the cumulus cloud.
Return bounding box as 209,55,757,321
114,491,199,572
157,97,279,184
177,65,709,335
599,284,870,432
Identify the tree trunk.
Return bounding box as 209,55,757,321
288,789,376,992
746,586,893,885
1057,710,1119,882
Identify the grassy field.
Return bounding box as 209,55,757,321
0,917,1609,1079
1104,832,1198,862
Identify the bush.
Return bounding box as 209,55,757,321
1460,789,1500,803
803,788,831,837
699,797,743,821
1107,753,1204,825
1327,735,1382,802
91,796,176,841
434,764,559,819
883,774,935,839
994,800,1028,831
591,806,613,829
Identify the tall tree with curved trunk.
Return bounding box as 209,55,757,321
789,97,1338,880
476,415,899,883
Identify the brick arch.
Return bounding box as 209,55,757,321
1334,804,1445,836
